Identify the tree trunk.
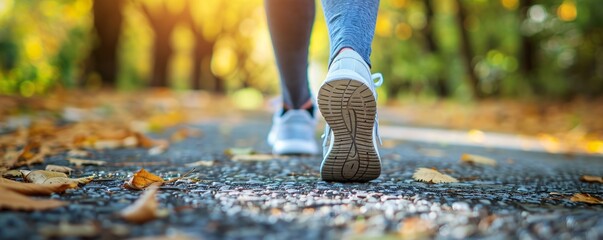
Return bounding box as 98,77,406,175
149,37,172,87
454,0,482,99
423,0,449,97
519,0,541,95
89,0,123,87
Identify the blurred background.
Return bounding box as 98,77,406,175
0,0,601,100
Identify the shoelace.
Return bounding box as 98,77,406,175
321,73,384,157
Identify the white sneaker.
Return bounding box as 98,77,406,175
267,107,319,155
317,50,384,182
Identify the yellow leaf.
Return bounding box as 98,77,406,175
0,186,67,211
224,147,255,156
580,175,603,183
124,168,165,190
460,153,497,166
412,168,459,183
119,183,168,223
68,158,106,167
43,176,94,185
570,193,603,204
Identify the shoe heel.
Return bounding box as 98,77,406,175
317,79,381,182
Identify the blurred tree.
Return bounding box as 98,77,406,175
455,0,482,99
89,0,124,87
422,0,449,97
138,1,186,87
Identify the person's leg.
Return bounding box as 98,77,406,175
321,0,379,66
265,0,315,109
318,0,382,182
265,0,319,155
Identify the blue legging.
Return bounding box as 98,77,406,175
266,0,379,108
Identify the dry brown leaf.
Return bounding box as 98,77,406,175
124,168,165,190
2,169,22,178
67,149,90,157
21,170,68,183
170,128,202,142
224,147,255,156
398,217,435,239
0,186,67,211
45,165,74,175
68,158,106,167
43,176,94,185
185,160,215,167
119,183,168,223
148,140,169,156
417,148,445,158
0,177,75,195
135,132,156,148
231,154,274,162
570,193,603,204
21,170,93,186
580,175,603,183
413,168,459,183
13,142,48,167
39,221,100,238
460,153,497,166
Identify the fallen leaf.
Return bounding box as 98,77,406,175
570,193,603,204
124,168,165,190
398,217,435,239
68,158,106,167
413,168,459,183
148,140,169,156
417,148,445,158
224,147,255,156
14,141,48,167
2,169,22,178
45,165,74,175
21,170,93,186
67,149,90,157
579,175,603,183
21,170,67,183
460,153,497,166
135,132,156,148
231,154,274,162
0,178,75,195
119,183,168,223
39,221,100,238
185,160,215,167
43,176,94,185
170,128,202,142
0,186,67,211
381,140,397,149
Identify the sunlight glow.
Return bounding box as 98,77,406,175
557,1,577,22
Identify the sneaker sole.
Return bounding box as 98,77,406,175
317,79,381,182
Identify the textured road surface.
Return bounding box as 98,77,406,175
1,115,602,239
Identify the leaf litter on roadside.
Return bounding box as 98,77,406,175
413,168,459,183
39,221,100,238
0,187,67,211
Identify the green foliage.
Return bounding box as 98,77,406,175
0,0,601,100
